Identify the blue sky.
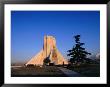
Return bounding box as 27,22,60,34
11,11,100,63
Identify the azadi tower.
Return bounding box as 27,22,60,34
26,35,68,66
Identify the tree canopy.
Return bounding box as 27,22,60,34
43,57,50,65
67,35,91,64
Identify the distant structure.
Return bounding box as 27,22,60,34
26,35,68,66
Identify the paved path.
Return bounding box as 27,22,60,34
58,67,83,77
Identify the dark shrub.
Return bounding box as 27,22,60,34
49,63,54,66
26,64,35,67
43,57,50,65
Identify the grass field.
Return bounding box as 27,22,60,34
11,66,67,77
11,63,100,77
67,64,100,77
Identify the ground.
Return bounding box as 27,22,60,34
11,66,67,77
11,64,100,77
67,64,100,77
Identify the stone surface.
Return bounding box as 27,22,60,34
26,35,68,66
58,67,83,77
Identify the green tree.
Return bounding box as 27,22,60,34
43,57,50,65
67,35,91,64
